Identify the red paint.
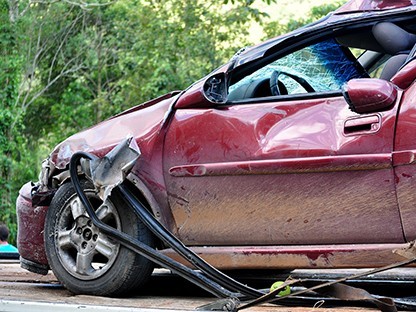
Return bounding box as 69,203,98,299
161,244,412,269
163,94,401,245
345,78,397,113
391,59,416,90
16,182,48,265
15,1,416,273
169,154,391,177
50,94,177,169
392,81,416,241
336,0,416,13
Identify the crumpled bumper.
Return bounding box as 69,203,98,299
16,182,49,274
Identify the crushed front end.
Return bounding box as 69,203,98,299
16,92,179,275
17,158,60,274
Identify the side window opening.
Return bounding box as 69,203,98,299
368,54,391,78
228,38,369,102
357,50,390,78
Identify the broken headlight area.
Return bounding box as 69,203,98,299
31,157,77,207
30,158,56,207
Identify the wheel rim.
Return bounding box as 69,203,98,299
55,193,121,280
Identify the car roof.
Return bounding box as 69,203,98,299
335,0,416,14
230,0,416,69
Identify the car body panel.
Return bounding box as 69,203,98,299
391,59,416,89
336,0,416,13
16,93,180,266
163,93,403,245
15,0,416,274
50,92,179,169
16,182,49,265
160,244,411,269
50,91,178,228
393,80,416,241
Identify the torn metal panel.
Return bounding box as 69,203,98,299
393,240,416,259
88,137,141,201
308,283,396,312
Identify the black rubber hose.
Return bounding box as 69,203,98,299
69,151,238,298
118,184,263,299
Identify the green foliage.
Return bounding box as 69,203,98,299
0,0,51,244
21,0,269,143
0,0,345,245
263,1,346,38
0,0,275,243
110,0,258,107
0,0,25,245
225,0,276,5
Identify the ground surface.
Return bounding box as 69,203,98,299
0,260,415,311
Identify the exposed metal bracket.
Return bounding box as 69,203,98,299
393,240,416,260
196,298,240,312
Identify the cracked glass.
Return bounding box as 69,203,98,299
229,38,368,99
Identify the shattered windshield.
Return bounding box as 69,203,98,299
229,38,368,98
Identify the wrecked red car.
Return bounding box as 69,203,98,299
16,0,416,297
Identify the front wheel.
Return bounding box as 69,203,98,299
44,180,154,296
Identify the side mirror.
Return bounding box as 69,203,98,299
203,73,228,104
343,78,397,114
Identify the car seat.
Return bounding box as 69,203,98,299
372,22,416,80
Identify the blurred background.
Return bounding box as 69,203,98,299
0,0,345,244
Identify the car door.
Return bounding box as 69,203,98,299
163,38,404,246
391,59,416,242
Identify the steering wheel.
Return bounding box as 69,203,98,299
270,70,315,96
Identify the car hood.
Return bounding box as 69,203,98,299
50,92,181,169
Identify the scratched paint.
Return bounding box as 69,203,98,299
17,183,49,265
164,95,402,246
160,244,413,269
15,0,416,273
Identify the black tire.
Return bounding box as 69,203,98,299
44,179,154,297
